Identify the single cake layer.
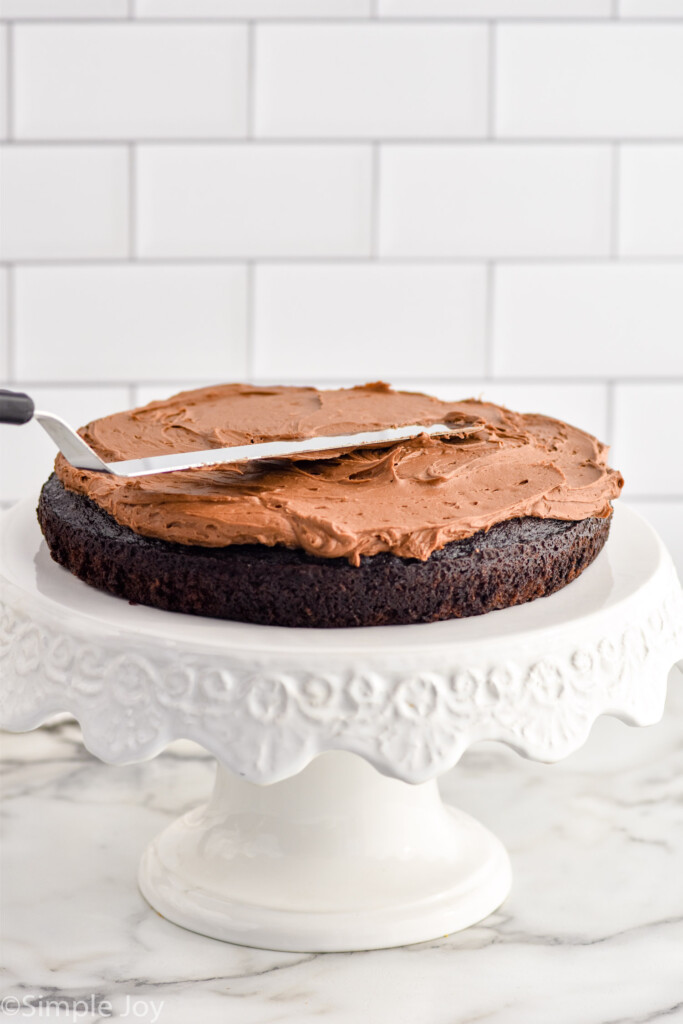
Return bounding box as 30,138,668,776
54,382,623,566
38,475,612,628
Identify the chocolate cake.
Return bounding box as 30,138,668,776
37,383,624,628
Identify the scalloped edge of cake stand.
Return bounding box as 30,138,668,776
1,500,682,787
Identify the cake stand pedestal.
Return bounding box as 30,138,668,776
1,499,681,952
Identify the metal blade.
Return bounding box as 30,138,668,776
105,422,460,477
34,411,111,472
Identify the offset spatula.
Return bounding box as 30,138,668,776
0,388,462,478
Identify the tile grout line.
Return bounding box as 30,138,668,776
3,256,683,268
246,261,255,382
2,16,680,23
606,380,616,443
371,144,381,259
4,376,683,388
5,21,13,140
487,22,496,139
484,263,496,379
610,144,621,258
247,21,256,139
128,144,137,260
2,137,683,146
5,265,15,382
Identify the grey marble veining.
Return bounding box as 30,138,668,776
1,670,682,1024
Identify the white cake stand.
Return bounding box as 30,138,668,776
1,498,681,953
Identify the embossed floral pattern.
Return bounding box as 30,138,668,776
1,574,682,785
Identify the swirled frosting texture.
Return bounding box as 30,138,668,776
55,382,623,565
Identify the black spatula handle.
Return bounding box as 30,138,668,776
0,389,35,425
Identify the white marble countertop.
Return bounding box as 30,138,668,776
2,669,682,1024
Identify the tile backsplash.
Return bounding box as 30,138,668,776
0,2,681,571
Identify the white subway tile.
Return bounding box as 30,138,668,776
14,25,247,140
0,268,8,380
380,0,610,14
497,25,683,138
474,383,609,442
0,26,7,140
623,502,683,579
136,0,370,14
0,147,129,260
494,265,683,378
401,381,609,442
134,381,217,407
0,385,129,504
255,24,487,139
380,145,611,258
0,0,127,16
254,264,486,380
613,385,683,495
15,266,248,382
619,0,683,15
477,383,609,442
138,145,372,258
619,145,683,257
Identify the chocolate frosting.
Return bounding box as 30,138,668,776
55,382,624,566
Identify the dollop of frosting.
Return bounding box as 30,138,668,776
55,382,623,566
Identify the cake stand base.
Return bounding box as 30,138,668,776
138,750,512,952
